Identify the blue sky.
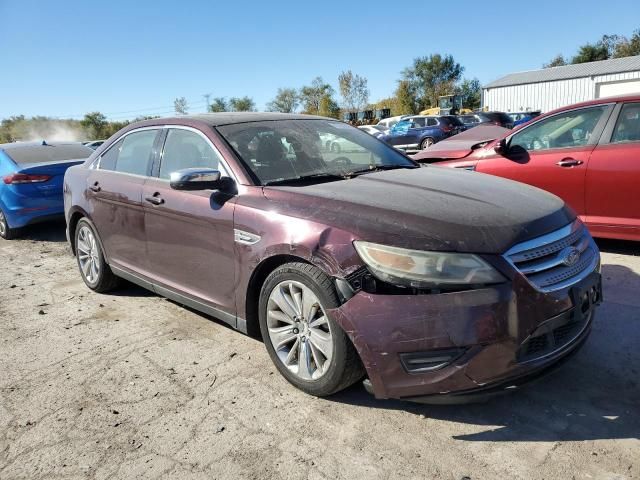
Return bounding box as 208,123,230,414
1,0,639,120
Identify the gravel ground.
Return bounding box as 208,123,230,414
1,220,639,480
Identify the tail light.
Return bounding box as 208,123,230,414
3,173,52,184
441,125,453,133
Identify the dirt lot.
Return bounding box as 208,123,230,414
0,221,639,480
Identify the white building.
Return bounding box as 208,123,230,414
482,55,640,113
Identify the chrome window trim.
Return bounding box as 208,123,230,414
158,125,237,183
93,126,161,173
93,124,238,184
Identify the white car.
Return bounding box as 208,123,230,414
376,115,410,130
357,125,387,137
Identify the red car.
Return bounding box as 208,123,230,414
414,96,640,242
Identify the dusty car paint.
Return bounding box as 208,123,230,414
64,113,601,402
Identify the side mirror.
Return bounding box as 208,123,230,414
169,168,233,191
493,138,509,156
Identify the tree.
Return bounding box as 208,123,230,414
318,94,340,119
300,77,336,115
455,78,482,111
266,88,300,113
572,42,609,64
208,97,229,112
394,80,419,115
338,70,369,113
81,112,108,139
544,54,567,68
402,54,464,109
229,96,256,112
174,97,188,115
614,29,640,58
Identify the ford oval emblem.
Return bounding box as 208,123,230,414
560,246,581,267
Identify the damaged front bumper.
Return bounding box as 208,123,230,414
329,270,601,402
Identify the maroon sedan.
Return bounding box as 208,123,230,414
414,95,640,242
64,113,601,403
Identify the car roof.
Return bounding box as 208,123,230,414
150,112,333,127
0,140,87,150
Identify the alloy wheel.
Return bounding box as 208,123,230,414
77,225,100,284
266,280,333,380
0,210,6,237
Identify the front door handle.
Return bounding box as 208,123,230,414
556,158,584,167
89,182,101,192
144,194,165,206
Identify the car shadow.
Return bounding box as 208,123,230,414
596,238,640,256
327,258,640,443
15,219,68,242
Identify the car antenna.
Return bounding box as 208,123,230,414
42,140,48,146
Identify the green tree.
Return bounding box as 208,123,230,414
300,77,336,115
613,29,640,57
174,97,188,115
229,96,256,112
318,94,340,119
455,78,482,111
266,88,300,113
81,112,108,139
544,54,567,68
394,80,419,115
571,35,623,64
208,97,229,112
338,70,369,113
402,54,464,109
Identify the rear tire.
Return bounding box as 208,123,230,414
74,218,119,293
0,208,18,240
258,262,363,396
420,137,434,150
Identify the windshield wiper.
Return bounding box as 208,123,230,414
263,172,348,186
347,164,418,177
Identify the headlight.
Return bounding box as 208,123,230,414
354,241,505,289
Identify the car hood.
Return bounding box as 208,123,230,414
412,125,509,161
262,167,574,254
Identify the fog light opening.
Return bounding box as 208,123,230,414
400,348,467,374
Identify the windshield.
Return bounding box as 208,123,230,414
217,119,416,185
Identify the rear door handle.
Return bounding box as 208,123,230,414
145,194,165,206
89,182,101,192
556,158,584,167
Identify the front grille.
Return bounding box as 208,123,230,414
504,221,599,292
517,313,590,363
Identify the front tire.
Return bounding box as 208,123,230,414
74,218,119,293
0,208,18,240
259,262,363,396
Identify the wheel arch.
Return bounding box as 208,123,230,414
244,254,313,338
67,208,109,264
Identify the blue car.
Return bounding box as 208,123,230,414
379,117,447,151
0,141,93,239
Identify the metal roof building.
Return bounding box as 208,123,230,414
482,55,640,113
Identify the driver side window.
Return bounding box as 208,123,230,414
159,128,228,180
510,106,607,152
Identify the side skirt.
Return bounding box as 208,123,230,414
110,265,247,334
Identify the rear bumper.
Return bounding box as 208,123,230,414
329,270,601,401
1,189,64,228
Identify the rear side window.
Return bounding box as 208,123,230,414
99,130,158,176
611,103,640,143
427,118,438,126
411,117,426,127
159,129,227,180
